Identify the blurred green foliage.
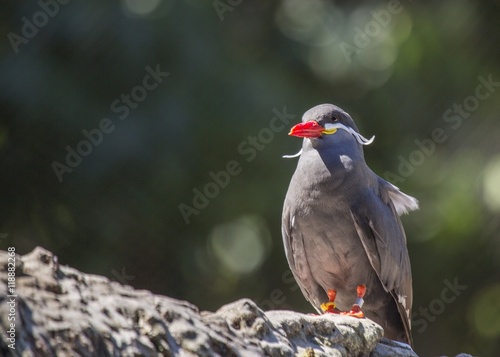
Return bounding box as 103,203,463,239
1,1,500,355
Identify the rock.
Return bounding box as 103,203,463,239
0,247,466,356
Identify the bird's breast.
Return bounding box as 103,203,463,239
285,149,375,300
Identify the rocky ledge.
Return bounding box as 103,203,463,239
0,247,470,356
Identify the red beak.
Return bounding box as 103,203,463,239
289,120,325,138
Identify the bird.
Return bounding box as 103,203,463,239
281,103,418,345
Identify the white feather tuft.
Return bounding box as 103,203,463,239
324,123,375,146
387,183,419,215
283,149,303,159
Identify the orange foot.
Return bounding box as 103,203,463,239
340,284,366,318
320,289,341,314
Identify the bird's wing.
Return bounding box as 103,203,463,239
282,203,324,311
349,177,417,345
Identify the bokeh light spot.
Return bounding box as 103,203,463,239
275,0,338,45
275,1,411,89
482,155,500,212
209,215,271,276
469,283,500,338
122,0,161,16
357,41,397,71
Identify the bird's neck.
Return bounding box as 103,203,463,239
298,144,369,192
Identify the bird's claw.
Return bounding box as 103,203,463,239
341,284,366,318
321,289,341,313
322,285,366,318
320,301,341,314
340,305,365,318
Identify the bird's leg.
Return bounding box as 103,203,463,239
320,289,341,314
341,284,366,318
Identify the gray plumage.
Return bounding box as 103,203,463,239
282,104,418,345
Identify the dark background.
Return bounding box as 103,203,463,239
1,1,500,355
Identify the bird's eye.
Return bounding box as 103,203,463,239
319,115,338,126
